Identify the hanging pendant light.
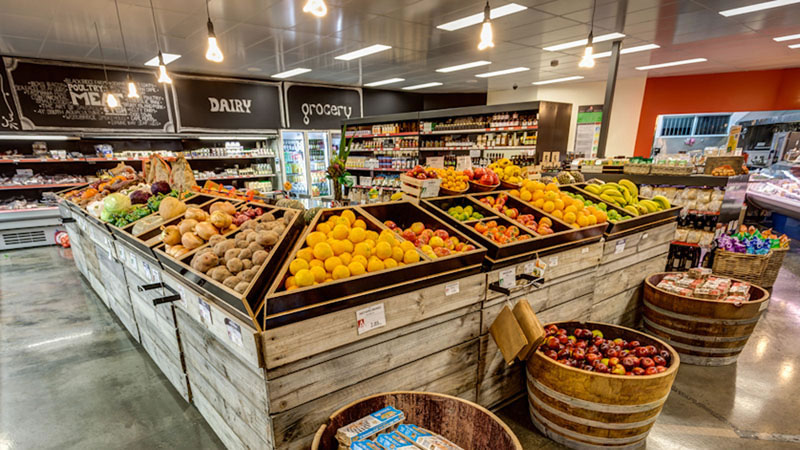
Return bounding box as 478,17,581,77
149,0,172,83
579,0,597,68
303,0,327,17
205,0,223,62
478,2,494,51
94,23,119,109
114,0,139,98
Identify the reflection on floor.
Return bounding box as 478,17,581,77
1,246,798,449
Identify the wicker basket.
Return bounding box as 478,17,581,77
623,163,651,174
760,247,788,288
712,249,771,285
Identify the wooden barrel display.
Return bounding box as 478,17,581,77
312,391,522,450
527,321,679,449
643,272,770,366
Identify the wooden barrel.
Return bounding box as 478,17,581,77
526,321,679,449
643,272,770,366
311,391,522,450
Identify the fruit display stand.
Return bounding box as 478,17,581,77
527,321,679,449
643,273,770,366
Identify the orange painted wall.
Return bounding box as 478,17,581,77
634,68,800,157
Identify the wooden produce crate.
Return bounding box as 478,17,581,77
155,204,304,331
261,202,485,329
97,248,140,342
561,183,681,238
704,155,745,175
400,173,441,203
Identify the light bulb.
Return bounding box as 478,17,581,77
106,92,119,108
579,45,595,68
158,64,172,83
206,20,223,62
127,81,139,98
478,21,494,50
303,0,327,17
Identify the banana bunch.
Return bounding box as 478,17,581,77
583,179,671,217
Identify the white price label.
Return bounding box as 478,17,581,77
142,261,152,281
128,251,137,269
614,239,626,255
445,281,460,296
426,156,444,169
224,318,243,346
469,149,482,158
523,262,535,274
152,269,161,283
105,238,114,259
456,156,472,171
356,303,386,335
548,256,559,267
198,299,212,326
582,247,590,254
118,246,126,262
642,232,649,240
499,268,516,289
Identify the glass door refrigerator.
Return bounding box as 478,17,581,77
280,131,308,196
307,131,332,198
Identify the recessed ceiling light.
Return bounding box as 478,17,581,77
475,67,530,78
364,78,405,87
272,68,312,78
774,33,800,41
789,43,800,48
436,61,492,73
437,3,527,31
635,58,707,70
402,82,443,90
719,0,800,17
335,44,392,61
532,76,584,85
144,53,181,66
592,43,660,59
543,32,626,52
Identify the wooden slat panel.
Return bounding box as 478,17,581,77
544,242,602,281
262,273,486,370
192,389,248,450
594,253,669,302
591,285,643,324
637,222,677,253
477,334,524,408
139,326,190,401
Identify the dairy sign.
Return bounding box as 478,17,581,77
285,83,362,129
172,75,282,132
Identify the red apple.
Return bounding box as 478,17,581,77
434,229,449,240
640,357,655,368
595,363,609,373
645,367,659,375
546,337,559,349
433,247,451,257
402,230,417,241
656,366,667,373
632,367,645,376
653,356,666,366
383,220,397,229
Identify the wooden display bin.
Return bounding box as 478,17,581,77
261,202,486,329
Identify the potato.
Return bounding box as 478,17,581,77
245,230,258,243
236,238,249,249
239,268,255,282
256,230,279,247
226,257,243,274
214,239,235,257
208,234,226,246
210,266,231,282
192,252,219,273
173,247,190,258
234,282,249,294
185,207,208,222
238,248,252,260
252,250,268,265
283,213,294,225
247,242,264,254
196,247,214,257
255,223,267,232
261,212,276,222
241,220,256,231
241,259,253,270
272,224,286,235
224,248,241,263
223,275,242,289
179,219,198,235
182,232,204,250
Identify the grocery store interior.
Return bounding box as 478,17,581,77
1,0,799,449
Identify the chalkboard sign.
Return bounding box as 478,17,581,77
173,75,282,133
285,83,362,129
0,58,20,131
5,57,173,132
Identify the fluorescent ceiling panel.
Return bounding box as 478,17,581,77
789,43,800,48
436,61,492,73
364,78,405,87
437,3,528,31
475,67,530,78
272,68,312,78
773,33,800,41
402,82,443,90
719,0,800,17
592,43,660,59
636,58,707,70
543,33,626,51
335,44,392,61
144,53,181,66
532,76,584,85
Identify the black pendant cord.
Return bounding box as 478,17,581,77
113,0,131,73
94,22,110,84
206,0,211,21
149,0,163,54
589,0,597,42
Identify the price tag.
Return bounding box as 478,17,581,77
152,268,161,283
198,298,212,326
614,239,626,255
118,245,126,263
15,168,33,176
642,232,649,240
142,261,152,281
456,156,472,171
426,156,444,169
225,318,243,346
356,303,386,335
105,237,114,260
581,247,590,254
445,281,460,296
469,149,482,158
499,268,516,289
548,255,559,267
128,251,137,269
523,262,535,274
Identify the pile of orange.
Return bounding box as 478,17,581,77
510,181,607,229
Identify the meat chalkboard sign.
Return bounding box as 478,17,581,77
4,58,173,132
284,83,362,129
172,75,283,133
0,58,20,131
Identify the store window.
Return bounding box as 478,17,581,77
658,114,731,137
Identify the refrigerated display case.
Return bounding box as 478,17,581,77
281,131,308,196
308,131,331,198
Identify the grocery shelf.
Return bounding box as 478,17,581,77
0,182,84,190
346,167,407,172
0,155,276,164
0,206,59,214
420,126,538,135
345,131,418,139
420,145,537,151
349,148,419,152
351,185,401,191
584,172,735,187
196,174,276,181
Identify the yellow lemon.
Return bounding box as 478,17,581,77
313,242,333,260
367,258,385,272
332,224,350,240
339,252,352,265
309,259,324,269
309,266,326,282
354,242,371,258
365,239,377,250
400,241,415,253
366,230,379,242
315,222,331,234
287,285,298,291
403,250,420,264
336,218,350,228
332,265,351,280
295,269,314,287
392,246,405,262
327,215,339,225
289,258,309,275
348,227,366,243
352,254,368,267
378,230,396,245
543,201,555,212
341,239,354,253
331,240,347,256
353,219,367,229
284,276,296,289
383,258,398,269
520,190,532,202
296,248,313,262
324,256,343,272
306,231,326,248
375,241,393,259
587,214,598,225
563,212,577,224
340,210,356,225
348,261,366,276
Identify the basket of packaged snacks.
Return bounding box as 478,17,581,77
712,227,776,285
760,229,791,287
624,158,652,174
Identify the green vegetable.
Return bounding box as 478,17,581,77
103,193,131,218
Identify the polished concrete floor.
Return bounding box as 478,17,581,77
1,245,799,449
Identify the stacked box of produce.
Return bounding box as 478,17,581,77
263,203,485,327
488,158,525,188
508,180,609,228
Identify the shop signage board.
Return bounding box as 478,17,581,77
284,83,362,129
574,105,603,157
3,57,173,132
172,75,282,133
0,58,20,131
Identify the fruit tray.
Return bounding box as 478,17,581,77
154,205,303,326
260,202,486,329
562,184,681,237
